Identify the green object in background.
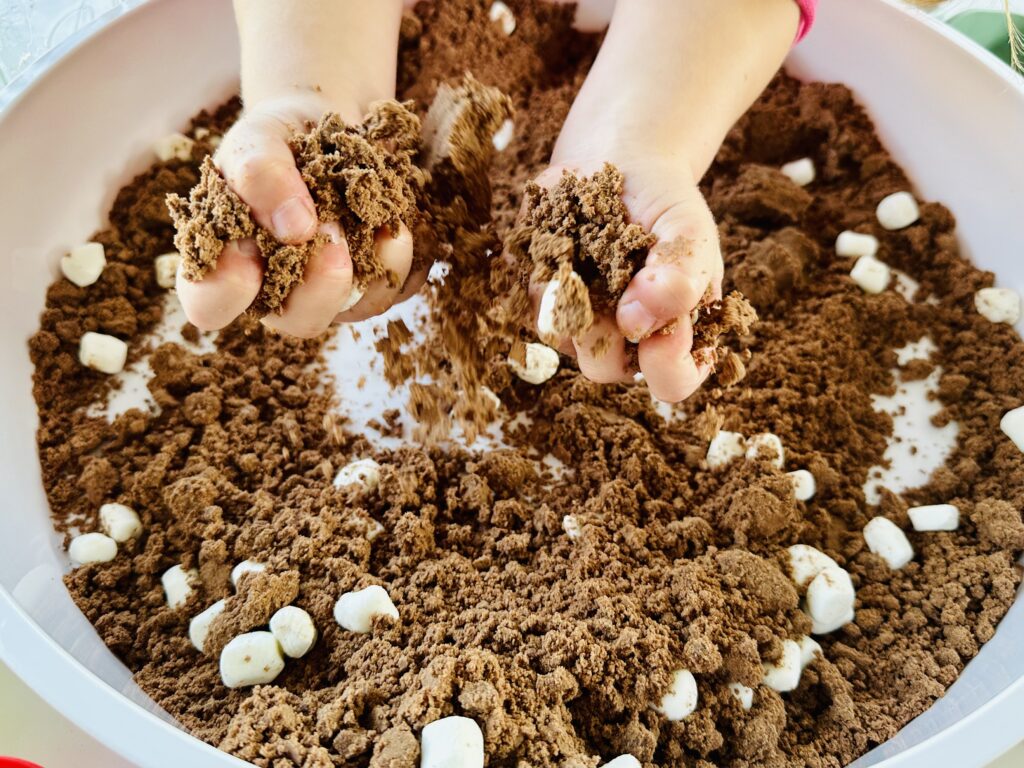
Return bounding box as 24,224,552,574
947,10,1024,67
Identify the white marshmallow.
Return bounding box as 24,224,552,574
798,635,822,669
654,669,698,721
728,682,754,711
230,560,266,588
706,431,746,470
850,255,891,294
562,514,582,541
787,469,816,501
68,532,117,565
269,606,318,658
780,158,815,187
338,284,365,313
975,287,1021,325
189,599,226,653
162,564,197,609
746,433,784,469
806,567,856,634
835,231,879,258
480,386,502,412
154,252,181,289
876,191,920,230
908,503,960,532
99,503,142,542
61,242,106,287
488,1,516,35
1001,406,1024,452
153,132,195,162
333,458,381,492
508,343,560,385
602,757,641,768
787,544,839,588
762,638,802,693
366,519,385,542
78,332,128,374
334,585,399,633
219,631,285,688
537,280,561,339
863,517,914,569
420,716,485,768
492,118,515,152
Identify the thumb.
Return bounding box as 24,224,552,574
215,115,318,244
616,193,723,342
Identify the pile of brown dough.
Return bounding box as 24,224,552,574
29,2,1024,767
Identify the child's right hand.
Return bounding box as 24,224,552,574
176,94,419,338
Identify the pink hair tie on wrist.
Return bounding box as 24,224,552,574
794,0,817,42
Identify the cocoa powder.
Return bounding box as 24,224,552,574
28,2,1024,768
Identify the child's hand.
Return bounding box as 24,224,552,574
176,94,419,337
176,0,418,338
531,0,799,402
528,155,722,403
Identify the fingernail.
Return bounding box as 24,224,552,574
318,221,343,244
619,300,658,343
271,196,317,242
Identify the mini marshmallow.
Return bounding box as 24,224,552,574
798,635,822,669
420,716,485,768
334,585,399,633
707,431,746,470
876,191,920,230
99,503,142,542
338,284,365,313
480,386,502,412
61,242,106,287
488,1,516,35
78,332,128,374
537,280,561,339
602,757,641,768
787,544,839,588
975,287,1021,325
908,503,960,532
850,255,891,294
162,564,197,609
508,343,560,385
68,532,117,565
835,231,879,258
863,517,914,569
654,669,698,721
762,638,802,693
333,458,381,492
153,132,195,162
562,514,582,541
219,631,285,688
230,560,266,588
269,605,318,658
746,433,784,469
807,567,856,634
780,158,815,187
366,519,385,542
1001,406,1024,452
787,469,816,502
154,252,181,289
728,682,754,711
189,599,226,653
492,118,514,152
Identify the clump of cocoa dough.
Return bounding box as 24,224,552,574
168,101,425,315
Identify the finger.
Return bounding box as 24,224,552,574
215,119,317,244
393,267,428,306
572,315,632,384
176,239,263,331
638,318,712,403
617,194,723,340
261,222,353,338
335,223,415,322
